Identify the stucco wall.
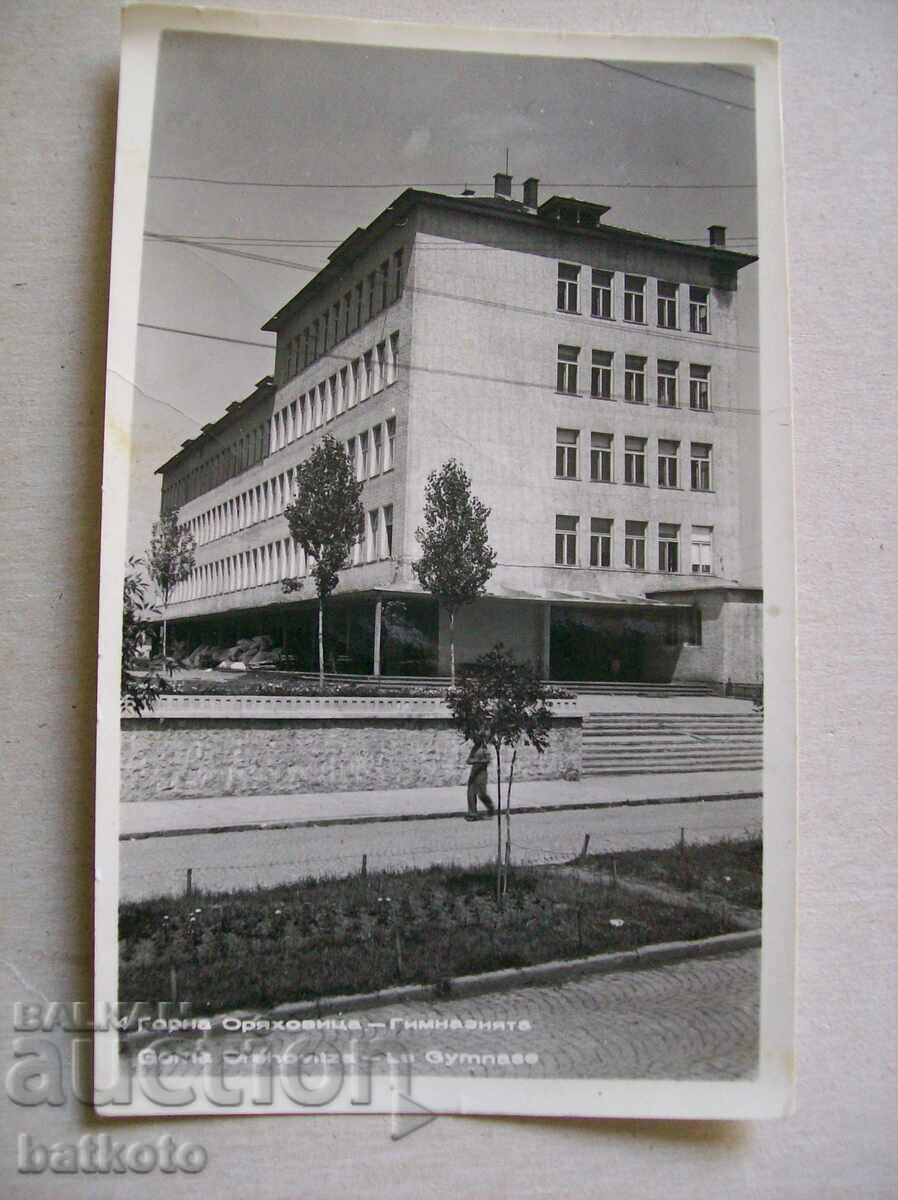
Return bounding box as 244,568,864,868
121,714,581,802
404,205,748,591
646,588,762,686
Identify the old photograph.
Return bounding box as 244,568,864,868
96,9,795,1119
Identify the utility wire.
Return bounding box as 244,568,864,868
149,175,757,190
592,60,756,112
147,232,758,248
138,322,274,351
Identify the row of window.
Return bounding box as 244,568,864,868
161,419,270,513
555,429,713,490
185,418,397,548
284,249,405,382
554,516,714,575
557,345,712,409
172,505,396,603
272,332,400,453
557,262,711,333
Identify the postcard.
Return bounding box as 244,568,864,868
94,4,795,1119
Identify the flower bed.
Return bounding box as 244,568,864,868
119,863,741,1015
584,835,762,910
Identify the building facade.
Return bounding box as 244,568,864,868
157,175,762,687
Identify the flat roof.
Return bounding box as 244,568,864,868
262,187,757,333
155,376,275,476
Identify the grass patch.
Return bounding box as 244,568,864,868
160,672,574,700
586,835,762,909
119,862,741,1015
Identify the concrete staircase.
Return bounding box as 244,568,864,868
551,680,720,698
582,711,763,776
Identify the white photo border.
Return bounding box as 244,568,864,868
95,3,795,1120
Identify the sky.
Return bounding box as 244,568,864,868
130,32,759,573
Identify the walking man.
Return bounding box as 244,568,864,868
465,740,495,821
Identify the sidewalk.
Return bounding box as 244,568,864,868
120,769,762,839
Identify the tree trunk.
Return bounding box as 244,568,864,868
318,598,325,691
162,609,168,660
448,608,456,685
494,745,503,906
503,749,517,895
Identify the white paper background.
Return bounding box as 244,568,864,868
1,1,895,1196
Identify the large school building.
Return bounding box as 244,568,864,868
156,174,762,688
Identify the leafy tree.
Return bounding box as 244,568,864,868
413,459,497,683
121,557,164,715
284,435,364,688
447,645,552,902
147,508,196,659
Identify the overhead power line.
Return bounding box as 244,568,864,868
147,232,758,248
592,60,756,112
138,322,274,350
149,174,757,190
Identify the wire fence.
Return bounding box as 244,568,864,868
120,809,762,900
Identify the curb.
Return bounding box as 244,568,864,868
119,790,762,841
121,929,760,1050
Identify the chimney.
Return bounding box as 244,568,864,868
494,172,512,200
708,224,727,247
523,177,539,209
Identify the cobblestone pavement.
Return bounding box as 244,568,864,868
156,949,758,1087
327,948,760,1081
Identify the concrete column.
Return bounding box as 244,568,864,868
542,603,552,679
373,599,383,677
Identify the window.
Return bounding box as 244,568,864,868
366,272,376,320
371,425,383,475
557,263,580,312
337,367,348,414
359,431,369,479
383,505,394,557
590,350,613,400
657,359,679,407
624,436,647,485
690,442,712,490
556,344,579,394
624,274,646,323
555,515,579,566
555,428,579,478
591,268,613,320
385,417,396,470
363,350,373,400
590,518,612,568
624,355,646,403
367,509,380,563
658,439,679,488
325,378,335,422
590,432,613,482
392,249,404,301
625,520,646,569
354,283,364,330
346,437,356,478
691,525,713,575
330,302,340,348
315,384,325,427
387,331,399,384
689,286,709,333
350,359,360,407
659,523,680,573
374,341,386,393
380,260,390,309
342,292,352,339
657,280,678,328
689,364,711,410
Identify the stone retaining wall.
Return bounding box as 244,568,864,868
120,713,582,802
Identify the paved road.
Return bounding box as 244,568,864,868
120,794,761,901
